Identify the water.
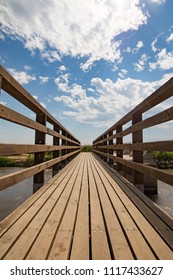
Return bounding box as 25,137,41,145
0,167,52,221
150,181,173,218
0,167,173,221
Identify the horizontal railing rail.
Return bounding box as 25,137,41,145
0,65,81,191
93,77,173,194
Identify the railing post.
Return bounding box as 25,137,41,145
108,131,113,167
33,113,46,192
61,129,67,168
0,75,2,92
66,133,71,163
132,112,144,191
52,124,60,176
116,126,123,173
103,134,108,162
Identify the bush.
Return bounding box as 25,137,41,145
153,151,173,161
21,154,34,167
45,151,53,161
81,145,93,152
0,157,14,167
153,151,173,169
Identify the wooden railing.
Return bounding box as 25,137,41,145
93,77,173,194
0,65,80,192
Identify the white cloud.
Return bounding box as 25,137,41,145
151,38,158,52
151,33,162,52
126,47,132,53
149,62,157,71
7,68,36,84
39,76,49,84
137,41,144,49
24,65,31,71
40,102,46,108
134,53,149,72
59,65,66,71
41,50,61,62
54,74,172,127
0,32,5,40
54,73,70,92
132,40,144,54
118,69,128,78
149,48,173,71
157,49,173,70
149,0,165,4
0,0,147,70
32,95,38,100
167,33,173,42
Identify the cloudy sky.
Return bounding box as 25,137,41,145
0,0,173,145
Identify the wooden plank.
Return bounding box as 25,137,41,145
89,155,134,260
94,150,173,186
97,140,173,152
0,150,80,191
88,155,111,260
91,154,156,260
94,154,173,247
1,155,82,259
47,155,85,260
0,155,80,237
26,154,84,260
92,155,173,260
0,144,78,156
70,154,89,260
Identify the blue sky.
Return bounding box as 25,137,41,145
0,0,173,145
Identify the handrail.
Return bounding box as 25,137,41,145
93,77,173,194
0,65,81,191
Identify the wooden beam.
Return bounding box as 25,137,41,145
0,144,78,156
93,150,173,186
93,106,173,145
0,150,80,191
97,140,173,152
93,77,173,142
0,75,2,91
0,104,79,145
132,112,143,186
116,126,123,172
0,65,80,143
34,113,46,190
52,125,60,176
108,131,113,166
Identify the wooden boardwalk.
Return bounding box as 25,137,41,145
0,153,173,260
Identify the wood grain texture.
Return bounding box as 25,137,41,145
0,153,173,260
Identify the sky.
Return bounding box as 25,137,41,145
0,0,173,145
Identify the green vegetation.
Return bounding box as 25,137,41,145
45,151,53,161
153,151,173,169
21,154,34,167
0,157,14,167
81,145,93,152
0,152,53,168
153,151,173,161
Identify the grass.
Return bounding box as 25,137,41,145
81,145,93,152
0,151,53,168
0,157,15,167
